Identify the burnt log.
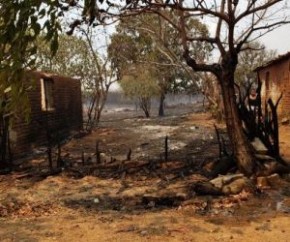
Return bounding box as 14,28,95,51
165,136,168,162
193,181,224,196
203,156,236,178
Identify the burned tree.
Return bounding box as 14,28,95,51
79,27,117,130
237,77,284,162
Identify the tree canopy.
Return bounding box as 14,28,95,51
235,42,277,87
108,12,211,115
0,0,60,118
120,64,160,117
109,13,211,103
36,34,91,78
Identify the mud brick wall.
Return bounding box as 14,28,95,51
258,55,290,118
10,71,83,158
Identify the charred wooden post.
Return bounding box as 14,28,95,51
268,95,282,157
81,149,85,166
259,100,274,153
165,136,169,162
257,76,263,127
127,148,132,161
214,124,222,158
95,140,101,164
118,160,125,172
56,143,63,168
214,124,229,158
148,158,157,171
110,157,116,163
221,137,229,157
47,146,53,171
44,110,54,171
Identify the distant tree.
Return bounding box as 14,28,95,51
36,34,90,77
79,27,117,130
109,13,211,116
120,65,160,117
235,42,277,88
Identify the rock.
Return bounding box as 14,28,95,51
140,230,148,236
222,177,255,195
257,161,289,176
190,126,199,130
255,154,275,162
210,174,244,189
148,201,155,208
142,192,187,207
164,174,176,181
281,117,289,125
267,173,283,187
193,181,223,196
204,157,235,177
251,138,268,155
100,152,111,162
140,142,149,148
257,176,269,188
282,173,290,182
194,174,255,196
276,201,290,213
209,174,255,195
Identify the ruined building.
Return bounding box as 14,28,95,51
8,71,83,158
256,52,290,118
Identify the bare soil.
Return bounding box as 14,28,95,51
1,104,290,242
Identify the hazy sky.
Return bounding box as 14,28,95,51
260,23,290,54
246,4,290,55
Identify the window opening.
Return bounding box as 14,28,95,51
41,78,54,111
265,71,270,92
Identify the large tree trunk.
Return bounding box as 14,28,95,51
158,92,165,117
219,69,255,176
184,50,256,176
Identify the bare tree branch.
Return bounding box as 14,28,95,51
236,0,284,23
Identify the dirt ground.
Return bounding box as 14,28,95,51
1,104,290,242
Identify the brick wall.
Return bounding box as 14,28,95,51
10,71,83,157
258,57,290,118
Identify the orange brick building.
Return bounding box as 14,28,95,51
255,52,290,118
9,71,83,157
